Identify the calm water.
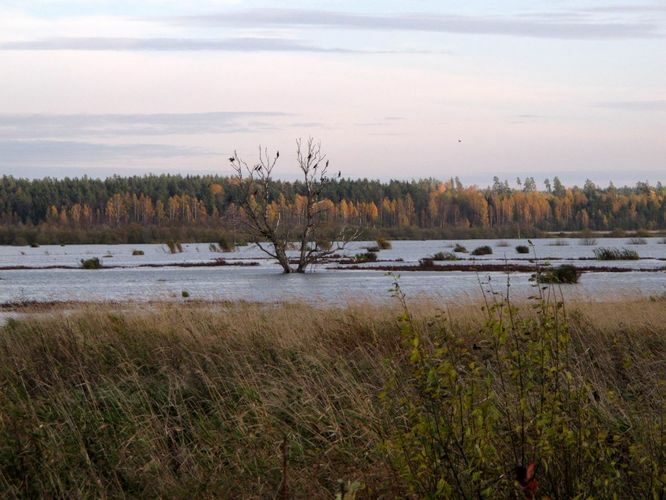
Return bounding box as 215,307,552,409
0,239,664,305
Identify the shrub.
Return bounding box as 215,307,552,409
579,237,597,246
594,247,639,260
548,239,569,246
453,243,468,253
166,240,183,254
419,257,435,267
376,238,392,250
316,239,332,251
628,238,647,245
471,245,493,256
355,252,378,262
218,236,234,252
515,245,530,254
80,257,103,269
536,264,581,284
181,290,190,298
432,251,458,261
132,249,145,256
30,242,40,248
382,283,648,499
496,240,510,247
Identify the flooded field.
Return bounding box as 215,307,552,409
0,238,664,305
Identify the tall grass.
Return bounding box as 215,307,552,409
376,238,392,250
0,299,664,497
594,247,640,260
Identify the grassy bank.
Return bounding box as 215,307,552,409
0,298,665,497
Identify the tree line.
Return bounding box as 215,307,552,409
0,174,664,244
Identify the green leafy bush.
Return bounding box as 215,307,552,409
382,282,653,498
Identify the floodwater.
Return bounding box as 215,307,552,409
0,238,664,305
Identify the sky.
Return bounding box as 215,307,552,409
0,1,664,187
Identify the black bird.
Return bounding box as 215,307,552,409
458,139,462,143
338,171,341,178
229,157,235,162
276,151,279,158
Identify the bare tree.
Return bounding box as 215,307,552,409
229,138,356,273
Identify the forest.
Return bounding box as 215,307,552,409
0,174,664,244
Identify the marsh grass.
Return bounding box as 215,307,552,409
628,237,648,245
376,238,392,250
165,240,183,254
0,299,664,497
453,243,468,253
80,257,103,269
432,251,459,261
535,264,581,284
471,245,493,256
354,252,378,262
594,247,640,260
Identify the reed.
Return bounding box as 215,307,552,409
0,298,663,497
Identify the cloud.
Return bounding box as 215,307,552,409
0,36,359,53
0,112,288,139
0,139,206,165
583,4,666,14
0,36,444,54
596,100,666,111
177,8,663,40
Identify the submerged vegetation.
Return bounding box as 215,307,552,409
0,298,664,497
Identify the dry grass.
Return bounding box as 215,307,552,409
0,299,664,497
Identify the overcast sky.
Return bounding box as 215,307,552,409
0,0,664,187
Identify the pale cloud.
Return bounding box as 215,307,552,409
178,8,663,39
596,100,666,111
0,112,288,139
0,139,206,165
0,36,359,52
